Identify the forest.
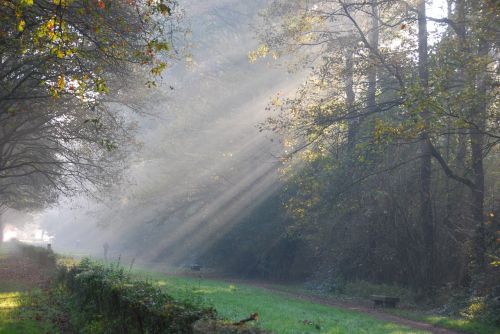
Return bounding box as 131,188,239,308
0,0,499,333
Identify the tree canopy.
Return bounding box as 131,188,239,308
0,0,182,212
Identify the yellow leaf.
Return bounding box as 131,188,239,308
58,75,65,89
18,19,26,32
53,0,67,7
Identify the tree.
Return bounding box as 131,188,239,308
251,0,499,292
0,0,184,238
416,0,434,293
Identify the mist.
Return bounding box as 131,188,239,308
28,0,301,266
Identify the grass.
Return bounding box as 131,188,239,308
314,280,500,334
0,289,56,334
132,271,430,334
2,245,495,334
0,244,58,334
288,279,500,334
389,309,500,334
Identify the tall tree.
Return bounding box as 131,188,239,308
416,0,434,292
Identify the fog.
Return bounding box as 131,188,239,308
27,0,302,266
3,0,451,266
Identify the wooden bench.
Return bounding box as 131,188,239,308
371,295,400,308
190,264,201,272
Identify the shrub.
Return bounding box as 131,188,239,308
57,258,215,333
19,243,56,268
467,289,500,327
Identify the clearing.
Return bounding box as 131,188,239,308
135,270,496,334
1,247,498,334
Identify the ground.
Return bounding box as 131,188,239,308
134,270,499,334
0,246,55,333
0,246,498,334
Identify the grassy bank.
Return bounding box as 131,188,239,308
132,269,500,334
0,243,268,334
2,244,497,334
132,271,430,334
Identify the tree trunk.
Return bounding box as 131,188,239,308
453,0,469,286
345,49,356,149
417,0,434,293
367,0,378,113
366,0,379,279
470,37,488,272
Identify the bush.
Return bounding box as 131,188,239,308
57,258,215,333
19,243,56,268
464,289,500,327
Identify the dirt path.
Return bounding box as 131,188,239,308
175,273,463,334
249,283,460,334
0,254,52,289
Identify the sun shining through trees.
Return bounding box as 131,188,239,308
29,0,304,266
0,0,499,333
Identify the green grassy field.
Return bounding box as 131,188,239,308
1,245,498,334
268,281,500,334
133,271,430,334
132,270,500,334
0,288,55,334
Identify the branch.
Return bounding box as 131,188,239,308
427,139,476,190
